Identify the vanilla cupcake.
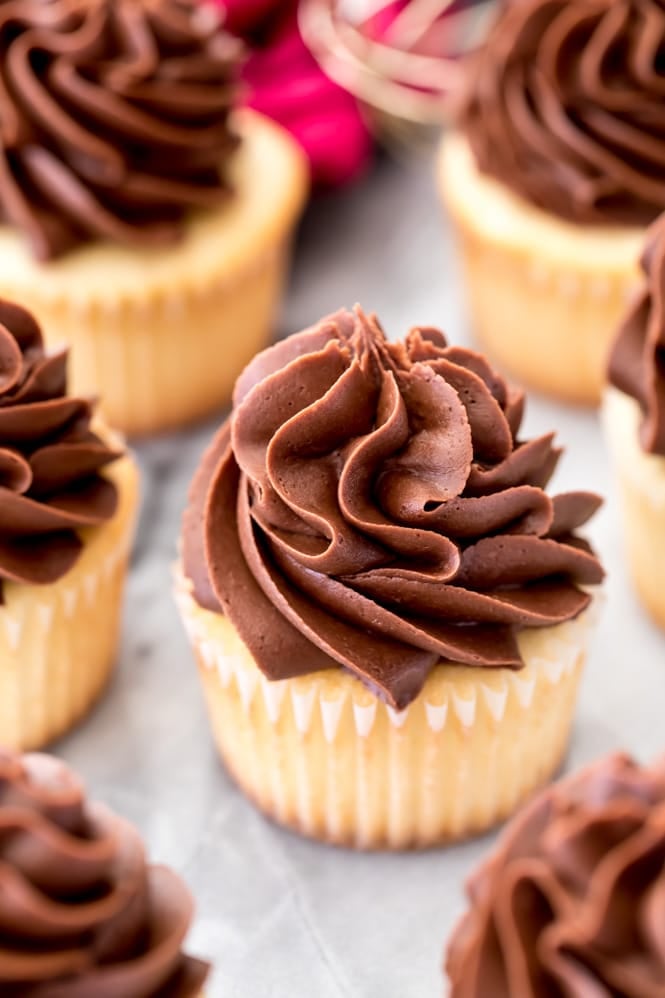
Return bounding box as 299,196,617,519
176,307,603,849
446,752,665,997
0,0,308,435
606,214,665,630
439,0,665,404
0,748,209,996
0,299,138,750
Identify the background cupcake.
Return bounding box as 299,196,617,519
606,213,665,630
0,748,209,996
0,299,138,750
177,306,603,849
0,0,309,435
446,752,665,997
439,0,665,404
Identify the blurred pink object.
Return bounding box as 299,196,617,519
220,0,282,36
300,0,493,143
363,1,473,61
217,0,373,188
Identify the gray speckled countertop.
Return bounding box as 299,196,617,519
58,147,665,998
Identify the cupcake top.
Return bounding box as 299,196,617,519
0,748,208,997
446,752,665,998
0,298,121,599
460,0,665,226
609,213,665,455
182,307,603,709
0,0,241,261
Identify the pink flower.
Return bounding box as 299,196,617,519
220,0,282,36
217,0,374,188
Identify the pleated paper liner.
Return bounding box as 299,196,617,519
176,569,599,849
0,452,139,750
438,133,642,405
604,387,665,631
0,111,309,436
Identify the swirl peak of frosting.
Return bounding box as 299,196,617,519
0,0,242,260
0,748,209,997
460,0,665,226
0,297,121,600
182,307,603,709
609,213,665,455
446,752,665,998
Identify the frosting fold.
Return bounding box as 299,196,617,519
446,753,665,998
0,0,241,260
0,749,208,997
609,213,665,455
460,0,665,225
183,308,603,709
0,299,120,599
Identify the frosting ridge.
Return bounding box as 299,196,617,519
182,307,603,709
609,213,665,456
0,748,208,997
0,0,241,260
0,298,120,599
446,752,665,998
460,0,665,226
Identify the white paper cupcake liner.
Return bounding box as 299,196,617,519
176,570,599,848
604,387,665,628
0,455,138,750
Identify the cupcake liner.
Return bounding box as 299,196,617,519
0,454,139,750
32,242,290,436
175,569,598,849
0,112,309,436
438,133,642,405
604,387,665,629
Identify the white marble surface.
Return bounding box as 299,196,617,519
58,147,665,998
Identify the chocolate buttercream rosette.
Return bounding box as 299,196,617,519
0,299,139,750
0,749,209,997
177,308,603,849
605,212,665,631
0,0,241,262
438,0,657,404
0,0,309,435
446,752,665,998
461,0,665,228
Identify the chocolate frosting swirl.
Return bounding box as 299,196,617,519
609,213,665,456
460,0,665,226
182,308,603,709
446,752,665,998
0,0,241,260
0,298,120,600
0,748,208,997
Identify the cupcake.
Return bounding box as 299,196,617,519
176,307,603,849
0,0,309,436
438,0,665,404
606,213,665,630
0,299,138,750
0,748,209,996
446,752,665,997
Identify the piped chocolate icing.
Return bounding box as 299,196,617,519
0,748,208,997
446,752,665,998
0,0,241,260
182,308,603,709
0,298,120,599
460,0,665,226
609,213,665,456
